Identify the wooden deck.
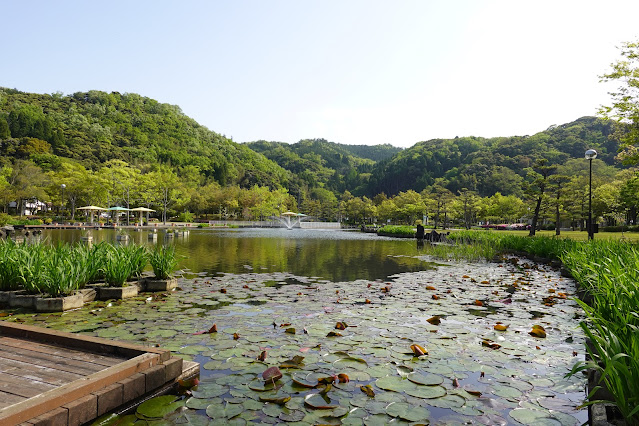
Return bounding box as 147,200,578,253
0,322,198,426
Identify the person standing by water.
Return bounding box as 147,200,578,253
415,221,425,248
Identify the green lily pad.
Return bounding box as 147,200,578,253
191,383,228,398
137,395,184,418
407,372,444,386
185,397,215,409
205,401,244,420
304,393,339,409
405,385,447,399
375,376,416,392
279,408,306,422
388,403,431,422
509,408,559,425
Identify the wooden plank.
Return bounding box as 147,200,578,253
0,372,56,398
0,343,107,376
0,392,26,409
0,353,159,425
0,336,123,366
0,356,84,385
0,322,170,362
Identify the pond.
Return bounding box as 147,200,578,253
11,228,587,425
41,228,438,282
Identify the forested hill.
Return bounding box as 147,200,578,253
0,87,625,202
245,139,401,194
365,117,621,198
0,88,290,189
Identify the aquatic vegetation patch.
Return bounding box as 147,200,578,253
6,259,587,424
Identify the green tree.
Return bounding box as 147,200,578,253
524,159,557,236
455,189,479,229
49,162,93,220
0,116,11,139
549,175,570,235
599,40,639,165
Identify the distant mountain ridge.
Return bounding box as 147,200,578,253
0,87,623,201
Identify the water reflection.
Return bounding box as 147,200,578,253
40,228,435,282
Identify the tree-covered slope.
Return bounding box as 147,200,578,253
0,88,290,189
366,117,621,197
245,138,390,193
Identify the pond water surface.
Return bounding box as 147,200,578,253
16,228,587,425
42,228,437,282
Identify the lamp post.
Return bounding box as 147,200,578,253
585,149,597,240
60,184,66,219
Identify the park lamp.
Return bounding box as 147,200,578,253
585,149,597,160
585,149,597,240
60,183,66,216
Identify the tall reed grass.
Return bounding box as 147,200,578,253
149,245,178,279
0,239,165,295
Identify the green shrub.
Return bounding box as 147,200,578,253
0,213,11,226
377,225,415,237
177,211,194,222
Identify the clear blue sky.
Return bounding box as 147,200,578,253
3,1,638,147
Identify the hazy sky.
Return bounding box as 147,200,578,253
3,1,638,147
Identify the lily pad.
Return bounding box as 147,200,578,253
304,393,339,409
405,385,447,399
407,371,444,386
375,376,416,392
137,395,184,418
509,408,558,425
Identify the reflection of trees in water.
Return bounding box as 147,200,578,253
42,230,435,282
178,234,432,281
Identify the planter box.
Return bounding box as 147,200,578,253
0,290,24,305
144,277,178,292
9,292,38,309
78,288,97,303
34,293,84,312
98,284,139,300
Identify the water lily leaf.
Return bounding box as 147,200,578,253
386,402,431,422
285,327,296,334
410,344,428,356
280,355,305,368
304,393,339,409
363,413,393,425
426,316,441,325
407,371,444,386
185,397,214,410
529,324,547,338
509,408,557,425
360,384,375,397
248,378,276,391
405,385,447,399
279,409,306,422
164,411,212,426
494,324,509,331
492,384,523,399
262,366,283,382
482,340,501,350
137,395,184,418
205,401,244,420
375,376,415,392
396,365,413,378
291,373,316,388
259,392,291,405
335,321,348,330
